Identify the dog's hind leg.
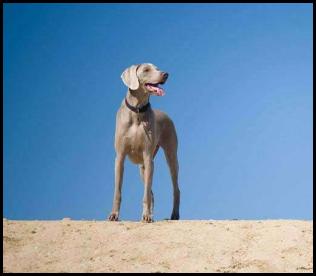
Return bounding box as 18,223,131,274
163,147,180,220
159,118,180,220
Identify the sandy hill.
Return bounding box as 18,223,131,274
3,219,313,273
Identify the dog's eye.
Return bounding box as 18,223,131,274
144,68,150,72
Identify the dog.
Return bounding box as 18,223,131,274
108,63,180,222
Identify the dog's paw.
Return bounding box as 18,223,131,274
108,212,119,221
141,214,153,223
170,212,179,220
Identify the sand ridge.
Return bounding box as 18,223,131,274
3,219,313,273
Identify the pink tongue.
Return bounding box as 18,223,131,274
153,86,165,96
149,85,165,96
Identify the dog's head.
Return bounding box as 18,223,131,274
121,63,168,96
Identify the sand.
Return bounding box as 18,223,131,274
3,219,313,273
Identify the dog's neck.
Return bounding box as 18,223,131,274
126,88,150,109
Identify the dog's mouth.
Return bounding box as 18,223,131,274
145,82,165,96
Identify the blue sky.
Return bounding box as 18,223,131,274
3,4,313,221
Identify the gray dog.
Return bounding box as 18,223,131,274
108,63,180,222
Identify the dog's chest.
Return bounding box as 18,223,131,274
125,121,153,150
121,118,154,164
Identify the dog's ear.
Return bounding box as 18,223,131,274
121,65,139,90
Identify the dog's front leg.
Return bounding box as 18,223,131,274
109,153,125,221
142,156,154,222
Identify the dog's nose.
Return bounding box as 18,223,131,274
163,72,169,80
